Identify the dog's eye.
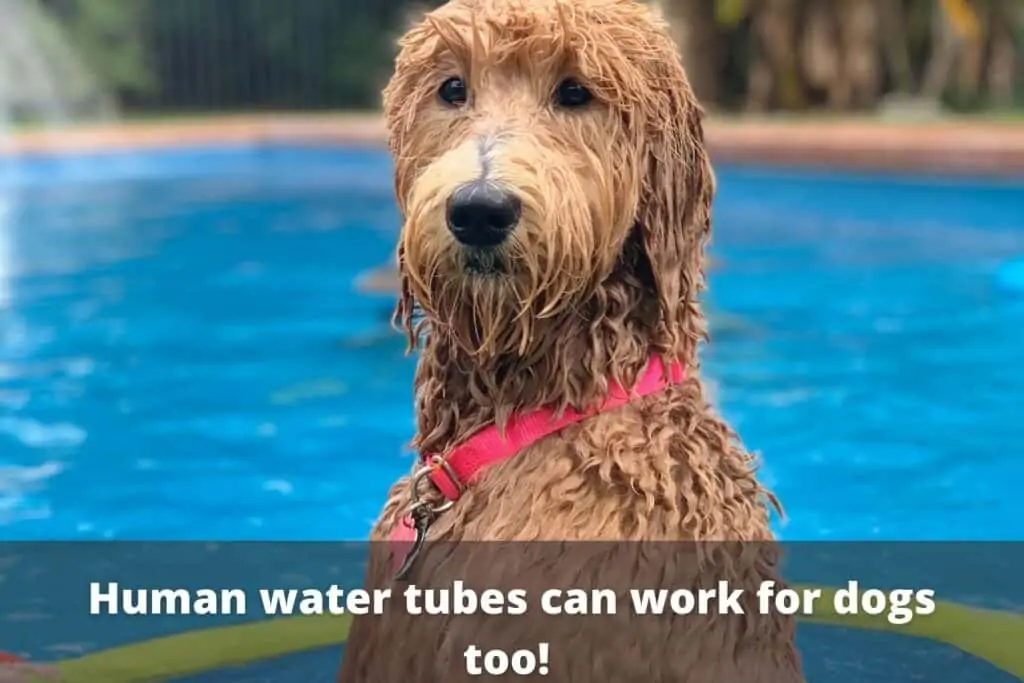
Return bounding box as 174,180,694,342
554,78,592,108
438,76,468,107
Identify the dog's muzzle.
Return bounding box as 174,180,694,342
445,181,521,248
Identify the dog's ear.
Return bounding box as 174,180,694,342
633,66,715,357
391,244,421,352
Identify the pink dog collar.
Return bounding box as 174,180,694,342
389,355,686,571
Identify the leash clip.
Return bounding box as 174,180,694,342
393,501,435,581
410,454,459,514
393,456,458,581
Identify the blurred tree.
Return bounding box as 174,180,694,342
984,0,1018,107
921,0,979,100
878,0,915,94
658,0,722,106
665,0,1021,113
747,0,805,110
40,0,153,99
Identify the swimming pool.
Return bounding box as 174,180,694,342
0,145,1022,541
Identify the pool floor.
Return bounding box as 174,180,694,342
0,146,1022,540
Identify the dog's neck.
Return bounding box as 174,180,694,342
410,293,702,456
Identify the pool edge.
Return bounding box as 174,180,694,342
3,113,1024,178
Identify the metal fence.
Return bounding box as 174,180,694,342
8,0,430,120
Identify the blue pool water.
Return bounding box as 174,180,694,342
0,146,1022,541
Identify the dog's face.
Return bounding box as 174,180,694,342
385,0,712,359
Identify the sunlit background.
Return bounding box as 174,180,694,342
0,0,1022,541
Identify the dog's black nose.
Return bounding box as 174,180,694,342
446,182,521,248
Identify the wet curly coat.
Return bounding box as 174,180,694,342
339,1,803,681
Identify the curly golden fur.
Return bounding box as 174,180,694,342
340,0,803,681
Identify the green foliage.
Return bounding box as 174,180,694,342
714,0,748,27
41,0,153,96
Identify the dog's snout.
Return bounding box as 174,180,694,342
446,182,521,248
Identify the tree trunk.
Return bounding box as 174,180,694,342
955,0,985,98
838,0,882,109
878,0,915,93
747,0,806,111
920,2,961,98
801,0,842,107
984,0,1017,107
922,0,980,99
